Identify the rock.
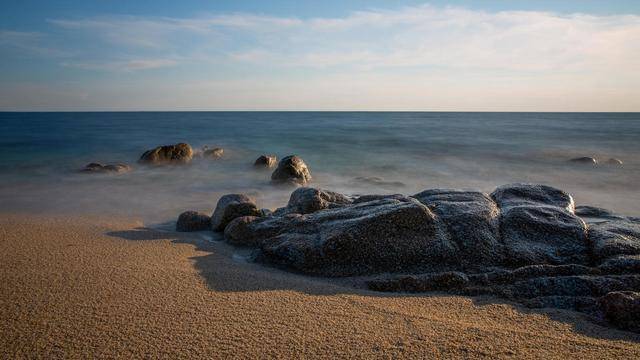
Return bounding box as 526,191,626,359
254,155,277,168
353,194,406,204
255,196,454,276
202,147,224,159
210,194,262,232
606,158,623,166
599,291,640,332
285,187,352,214
491,183,575,213
80,162,131,174
259,208,273,217
569,157,598,165
413,189,501,266
589,218,640,261
575,205,624,221
599,255,640,274
176,211,211,232
353,176,405,188
271,155,312,185
368,272,470,293
224,216,260,246
499,205,588,266
139,143,193,165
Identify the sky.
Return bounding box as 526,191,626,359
1,1,639,111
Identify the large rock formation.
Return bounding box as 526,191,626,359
210,194,261,232
190,183,640,332
271,155,312,185
139,143,193,165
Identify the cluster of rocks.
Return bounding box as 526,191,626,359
176,183,640,332
569,156,623,166
80,142,312,185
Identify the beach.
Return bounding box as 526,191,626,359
2,213,639,358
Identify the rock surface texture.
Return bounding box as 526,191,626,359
80,162,132,174
199,183,640,332
254,155,277,168
139,143,193,165
176,211,211,232
271,155,312,185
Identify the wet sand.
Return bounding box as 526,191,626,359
1,213,640,358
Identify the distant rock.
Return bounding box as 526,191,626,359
139,143,193,165
606,158,623,166
271,155,312,186
353,176,405,188
569,157,597,165
202,147,224,159
80,162,131,174
210,194,261,232
254,155,277,168
285,187,352,214
176,211,211,232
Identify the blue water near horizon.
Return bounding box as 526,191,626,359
1,111,639,222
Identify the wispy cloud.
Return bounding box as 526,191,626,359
62,58,178,72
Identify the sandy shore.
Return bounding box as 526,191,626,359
1,213,640,358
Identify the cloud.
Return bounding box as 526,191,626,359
62,58,178,72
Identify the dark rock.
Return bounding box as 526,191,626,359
254,155,277,168
210,194,261,232
599,291,640,332
176,211,211,232
569,157,598,165
285,187,352,215
575,205,624,221
606,158,623,166
589,219,640,261
80,162,132,174
505,275,640,298
255,197,454,276
259,208,273,217
202,147,224,159
139,143,193,165
491,183,575,213
271,155,312,185
353,194,406,204
500,205,588,266
367,272,469,292
413,189,501,266
599,255,640,274
224,216,260,246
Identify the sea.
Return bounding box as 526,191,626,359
1,112,639,224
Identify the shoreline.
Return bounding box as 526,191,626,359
2,213,640,358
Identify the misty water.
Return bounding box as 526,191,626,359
1,112,639,224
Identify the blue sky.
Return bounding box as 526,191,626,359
1,1,639,111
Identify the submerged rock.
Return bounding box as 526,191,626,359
569,157,598,165
254,155,277,168
202,147,224,159
353,176,405,188
271,155,312,186
80,162,131,174
210,194,261,232
176,211,211,232
606,158,623,166
139,143,193,165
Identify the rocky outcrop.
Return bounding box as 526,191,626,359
80,162,131,174
210,194,261,232
139,143,193,165
188,183,640,332
176,211,211,232
271,155,312,185
254,155,277,168
202,147,224,159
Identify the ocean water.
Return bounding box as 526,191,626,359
1,112,639,223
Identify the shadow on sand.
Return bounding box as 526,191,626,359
107,226,640,343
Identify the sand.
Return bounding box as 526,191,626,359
1,213,640,359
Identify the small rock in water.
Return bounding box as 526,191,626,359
569,156,597,165
80,162,132,174
202,146,224,159
606,158,623,166
139,143,193,165
176,211,211,232
210,194,262,232
254,155,277,168
271,155,312,186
